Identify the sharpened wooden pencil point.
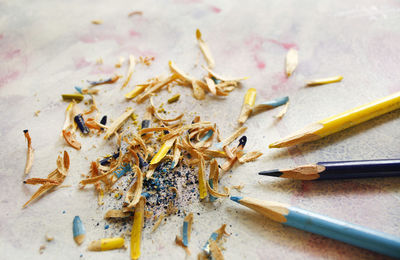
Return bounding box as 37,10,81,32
269,91,400,148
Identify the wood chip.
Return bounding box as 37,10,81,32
285,48,298,77
196,29,215,69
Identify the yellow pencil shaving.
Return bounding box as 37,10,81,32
121,55,135,89
150,137,176,164
87,237,125,251
168,94,181,103
125,86,146,99
285,48,298,77
269,91,400,148
104,107,134,139
130,196,145,260
23,130,34,175
62,94,84,102
197,153,208,200
238,88,256,124
196,29,215,69
91,20,103,25
306,76,343,86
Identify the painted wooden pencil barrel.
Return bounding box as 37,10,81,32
317,159,400,179
285,207,400,258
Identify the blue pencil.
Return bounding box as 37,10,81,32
230,196,400,258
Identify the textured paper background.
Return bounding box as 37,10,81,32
0,0,399,259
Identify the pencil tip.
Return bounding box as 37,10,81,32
230,196,243,203
258,169,282,177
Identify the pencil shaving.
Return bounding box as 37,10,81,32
104,108,134,139
23,151,70,208
121,55,135,89
285,48,298,77
306,76,343,86
196,29,215,69
23,130,34,175
274,101,289,119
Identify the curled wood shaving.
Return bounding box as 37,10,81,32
104,107,134,139
62,130,81,150
285,48,298,77
169,61,207,100
175,236,191,255
238,151,263,163
23,151,70,208
152,213,166,232
121,55,135,89
206,159,229,197
274,101,289,119
209,241,225,260
23,130,34,175
104,209,131,219
23,178,60,185
124,165,144,210
150,97,184,123
196,29,215,69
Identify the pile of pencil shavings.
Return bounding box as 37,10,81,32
22,28,265,259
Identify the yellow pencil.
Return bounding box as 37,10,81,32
131,196,145,260
269,91,400,148
87,237,125,251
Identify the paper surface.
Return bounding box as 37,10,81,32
1,0,400,259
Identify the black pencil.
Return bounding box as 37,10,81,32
258,159,400,180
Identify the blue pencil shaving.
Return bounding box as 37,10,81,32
141,192,150,199
87,75,120,86
74,114,90,134
202,232,219,254
200,130,214,142
114,163,132,178
238,136,247,147
75,86,83,94
253,96,289,113
202,224,229,255
182,213,193,247
100,152,120,166
211,76,221,85
73,216,86,245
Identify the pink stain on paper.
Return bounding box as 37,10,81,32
245,35,298,70
0,71,20,88
267,39,298,50
210,6,221,13
74,57,91,70
129,30,141,37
